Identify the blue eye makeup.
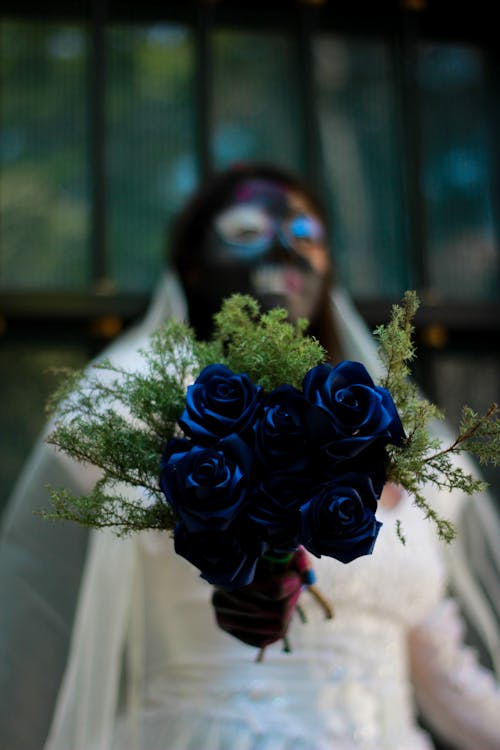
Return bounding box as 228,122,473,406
286,215,324,243
213,205,325,259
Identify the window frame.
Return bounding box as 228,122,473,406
0,0,499,342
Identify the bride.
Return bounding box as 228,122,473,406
1,163,499,750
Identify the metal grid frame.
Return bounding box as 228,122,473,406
0,0,499,343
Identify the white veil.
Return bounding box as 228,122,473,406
1,272,498,750
0,273,187,750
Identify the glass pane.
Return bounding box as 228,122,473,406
314,36,408,298
0,342,89,516
107,24,198,291
212,31,302,172
0,21,90,289
418,44,499,301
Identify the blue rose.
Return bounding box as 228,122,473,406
253,385,312,472
248,474,310,551
303,361,405,457
178,364,262,444
160,434,252,532
299,473,382,563
316,442,389,499
174,523,265,588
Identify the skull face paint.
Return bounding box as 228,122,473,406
198,179,330,324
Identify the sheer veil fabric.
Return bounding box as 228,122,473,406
1,273,499,750
0,273,187,750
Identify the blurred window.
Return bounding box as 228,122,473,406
314,36,409,297
212,30,302,172
0,21,90,289
107,24,198,291
418,43,499,301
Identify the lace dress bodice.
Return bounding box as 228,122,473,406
106,494,447,750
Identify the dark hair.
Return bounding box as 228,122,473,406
168,161,340,360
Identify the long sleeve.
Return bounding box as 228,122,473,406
446,489,500,676
408,597,500,750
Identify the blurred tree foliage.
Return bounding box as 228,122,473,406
0,21,199,291
0,22,89,288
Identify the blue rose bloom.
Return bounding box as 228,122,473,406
247,474,310,551
160,434,252,533
299,473,382,563
253,384,312,473
303,361,405,457
178,364,262,444
174,523,265,588
316,441,389,499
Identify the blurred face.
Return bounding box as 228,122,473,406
195,179,330,323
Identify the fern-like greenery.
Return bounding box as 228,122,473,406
374,291,498,542
211,294,326,390
43,292,499,544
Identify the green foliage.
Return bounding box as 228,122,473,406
458,404,500,466
374,292,499,543
46,481,176,536
45,319,199,533
212,294,326,391
43,292,500,546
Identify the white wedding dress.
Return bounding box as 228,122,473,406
45,486,500,750
2,273,500,750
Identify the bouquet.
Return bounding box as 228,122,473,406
160,359,403,588
45,292,499,592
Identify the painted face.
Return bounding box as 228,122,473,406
197,179,330,323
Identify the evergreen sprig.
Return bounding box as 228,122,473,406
43,292,499,545
212,293,326,390
374,291,499,542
